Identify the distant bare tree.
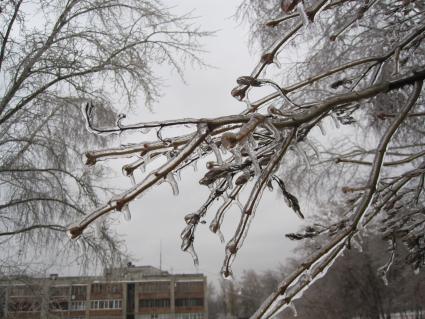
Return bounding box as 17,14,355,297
68,0,425,318
0,0,207,270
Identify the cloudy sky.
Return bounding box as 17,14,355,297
105,0,305,284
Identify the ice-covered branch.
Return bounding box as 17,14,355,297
250,81,423,319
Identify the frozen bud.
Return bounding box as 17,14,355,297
221,132,238,150
85,152,96,166
261,52,274,64
221,268,233,279
226,241,238,254
180,225,194,243
209,222,219,233
199,167,227,186
122,165,133,176
235,173,250,185
267,105,284,116
206,161,218,170
236,76,262,87
117,113,126,127
184,213,200,225
67,226,83,239
230,85,248,101
265,20,280,28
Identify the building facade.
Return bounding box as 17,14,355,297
0,265,207,319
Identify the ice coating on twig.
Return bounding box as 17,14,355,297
206,137,223,165
244,142,261,176
165,173,179,196
121,204,131,221
293,144,311,170
296,2,310,27
377,239,396,286
222,131,295,278
303,139,320,160
317,121,326,136
187,244,199,267
210,185,244,238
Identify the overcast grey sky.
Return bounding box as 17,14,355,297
108,0,305,283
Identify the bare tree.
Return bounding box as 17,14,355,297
68,0,425,318
0,0,207,270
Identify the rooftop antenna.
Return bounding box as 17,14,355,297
159,240,162,271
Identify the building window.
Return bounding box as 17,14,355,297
71,286,87,300
90,299,122,309
70,301,86,310
139,298,170,308
175,313,204,319
9,286,39,297
91,283,122,294
49,301,69,311
175,298,204,307
175,281,204,293
50,286,70,298
139,281,170,293
8,300,41,312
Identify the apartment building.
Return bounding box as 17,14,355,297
0,265,207,319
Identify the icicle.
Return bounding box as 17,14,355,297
297,2,310,27
128,172,136,186
94,220,103,239
303,139,320,160
226,174,233,189
267,180,274,192
77,238,86,255
263,119,281,138
244,142,261,176
187,244,199,267
175,169,182,181
293,144,311,170
235,196,244,212
289,302,298,317
243,97,253,110
216,229,225,243
206,137,223,165
219,144,228,155
273,56,282,68
330,112,340,129
377,267,389,286
317,121,326,136
196,147,203,159
231,147,243,165
122,204,131,221
165,173,179,196
414,268,420,275
140,161,146,173
192,160,198,172
351,237,363,252
136,153,152,174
